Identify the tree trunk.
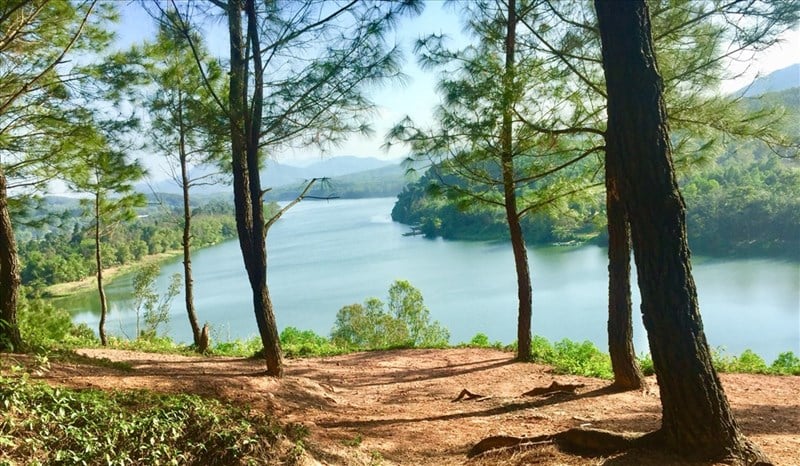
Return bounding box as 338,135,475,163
606,162,644,390
94,192,108,346
0,169,22,352
500,0,533,362
178,93,202,348
227,0,283,376
596,1,768,463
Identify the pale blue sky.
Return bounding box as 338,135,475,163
115,2,799,169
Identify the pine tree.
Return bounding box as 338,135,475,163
161,0,421,376
136,16,227,350
0,0,116,351
596,1,770,461
69,142,146,346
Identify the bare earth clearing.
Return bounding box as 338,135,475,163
4,348,799,465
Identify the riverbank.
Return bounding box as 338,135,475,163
42,250,183,298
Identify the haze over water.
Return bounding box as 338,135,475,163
67,197,800,361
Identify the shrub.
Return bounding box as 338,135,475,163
331,280,450,349
469,333,490,347
770,352,800,375
280,327,343,357
18,295,97,349
733,349,769,374
211,336,263,357
551,339,613,379
638,353,655,376
131,263,181,340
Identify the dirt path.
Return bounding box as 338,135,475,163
6,348,800,465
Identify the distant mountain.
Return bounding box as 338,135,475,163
137,156,397,195
292,156,395,178
734,63,800,97
263,163,416,201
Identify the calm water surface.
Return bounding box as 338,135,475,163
65,197,800,361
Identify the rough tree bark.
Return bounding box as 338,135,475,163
500,0,533,362
605,161,644,390
226,0,283,376
0,168,22,351
596,0,769,463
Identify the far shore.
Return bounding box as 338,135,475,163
43,251,183,299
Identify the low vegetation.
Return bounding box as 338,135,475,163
0,370,303,465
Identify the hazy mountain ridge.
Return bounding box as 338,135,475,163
138,155,398,195
733,63,799,97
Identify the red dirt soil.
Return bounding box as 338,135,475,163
3,348,799,465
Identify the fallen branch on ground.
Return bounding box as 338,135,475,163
452,388,488,402
521,381,585,397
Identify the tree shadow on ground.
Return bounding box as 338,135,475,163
318,385,620,429
288,349,518,387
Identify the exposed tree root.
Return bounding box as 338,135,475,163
521,381,585,397
468,428,773,465
553,427,643,455
467,434,552,458
452,389,488,402
467,428,637,459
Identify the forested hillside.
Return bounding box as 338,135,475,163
392,87,800,258
15,197,257,289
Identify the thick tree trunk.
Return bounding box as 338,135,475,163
178,95,202,348
606,163,644,390
596,1,768,463
501,0,533,362
227,0,283,376
0,169,22,352
94,193,108,346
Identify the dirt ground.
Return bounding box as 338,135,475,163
3,348,799,465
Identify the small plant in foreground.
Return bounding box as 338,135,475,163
0,374,290,465
341,434,363,447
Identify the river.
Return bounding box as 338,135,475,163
64,197,800,362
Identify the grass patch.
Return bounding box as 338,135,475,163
530,336,614,379
457,332,506,350
280,327,346,358
0,372,298,465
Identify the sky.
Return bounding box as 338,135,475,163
115,2,799,169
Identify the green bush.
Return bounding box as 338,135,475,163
637,353,655,376
280,327,343,357
637,348,797,376
527,336,612,379
469,333,490,347
331,280,450,349
770,352,800,375
18,295,97,349
733,349,769,374
211,336,263,357
551,339,613,379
